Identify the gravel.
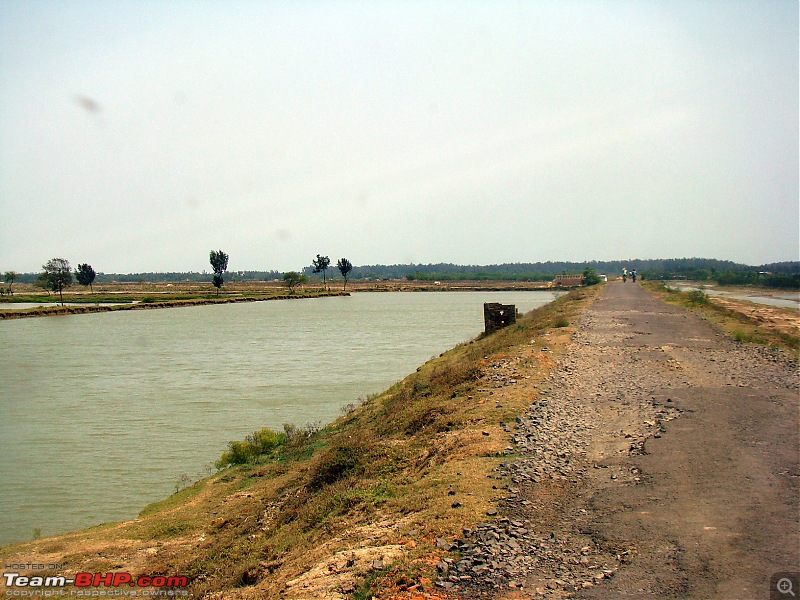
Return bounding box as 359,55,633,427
436,289,798,598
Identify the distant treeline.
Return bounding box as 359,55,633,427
356,259,800,289
9,259,799,289
406,271,554,282
708,271,799,289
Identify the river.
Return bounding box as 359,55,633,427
0,290,561,545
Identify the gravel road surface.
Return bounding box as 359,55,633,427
441,282,798,599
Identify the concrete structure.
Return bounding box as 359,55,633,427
551,275,584,287
484,302,517,333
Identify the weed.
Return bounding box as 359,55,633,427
686,289,709,305
304,421,322,435
145,521,190,539
215,427,286,468
554,318,569,327
175,473,193,493
429,360,481,388
403,406,443,434
353,566,391,600
308,443,365,490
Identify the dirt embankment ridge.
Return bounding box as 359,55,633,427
0,290,350,319
1,283,797,600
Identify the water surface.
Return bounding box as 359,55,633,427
0,291,560,544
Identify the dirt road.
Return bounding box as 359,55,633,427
453,281,798,599
578,281,799,599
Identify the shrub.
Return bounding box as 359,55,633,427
685,289,709,306
246,428,283,454
429,360,481,389
216,441,251,468
282,422,319,444
582,267,601,286
215,427,285,468
308,444,365,490
403,406,443,434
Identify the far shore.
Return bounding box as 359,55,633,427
0,290,351,320
0,280,563,320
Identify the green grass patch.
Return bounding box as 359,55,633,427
143,520,191,540
215,423,322,469
139,479,206,517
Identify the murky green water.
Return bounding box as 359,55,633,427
0,291,561,545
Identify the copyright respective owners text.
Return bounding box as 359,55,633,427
772,572,800,600
3,565,191,597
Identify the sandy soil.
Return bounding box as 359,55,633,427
707,295,799,341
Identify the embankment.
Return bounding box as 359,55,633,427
0,291,350,320
0,287,600,598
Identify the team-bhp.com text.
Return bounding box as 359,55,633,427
4,572,189,597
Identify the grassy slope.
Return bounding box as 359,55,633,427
0,287,602,599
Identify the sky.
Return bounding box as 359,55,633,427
0,0,797,274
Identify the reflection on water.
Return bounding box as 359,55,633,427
0,291,560,544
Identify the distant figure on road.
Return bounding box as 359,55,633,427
622,268,628,283
632,270,637,283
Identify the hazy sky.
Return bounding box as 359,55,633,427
1,1,797,273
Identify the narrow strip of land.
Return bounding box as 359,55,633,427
453,281,798,599
0,290,349,319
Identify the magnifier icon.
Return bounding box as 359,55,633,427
778,578,796,597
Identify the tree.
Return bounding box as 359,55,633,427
582,267,601,286
282,271,306,294
3,271,18,295
75,263,96,292
34,273,51,295
337,258,353,291
209,249,229,296
42,258,73,305
311,254,331,290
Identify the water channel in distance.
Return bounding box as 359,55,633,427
665,282,799,310
0,290,563,545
